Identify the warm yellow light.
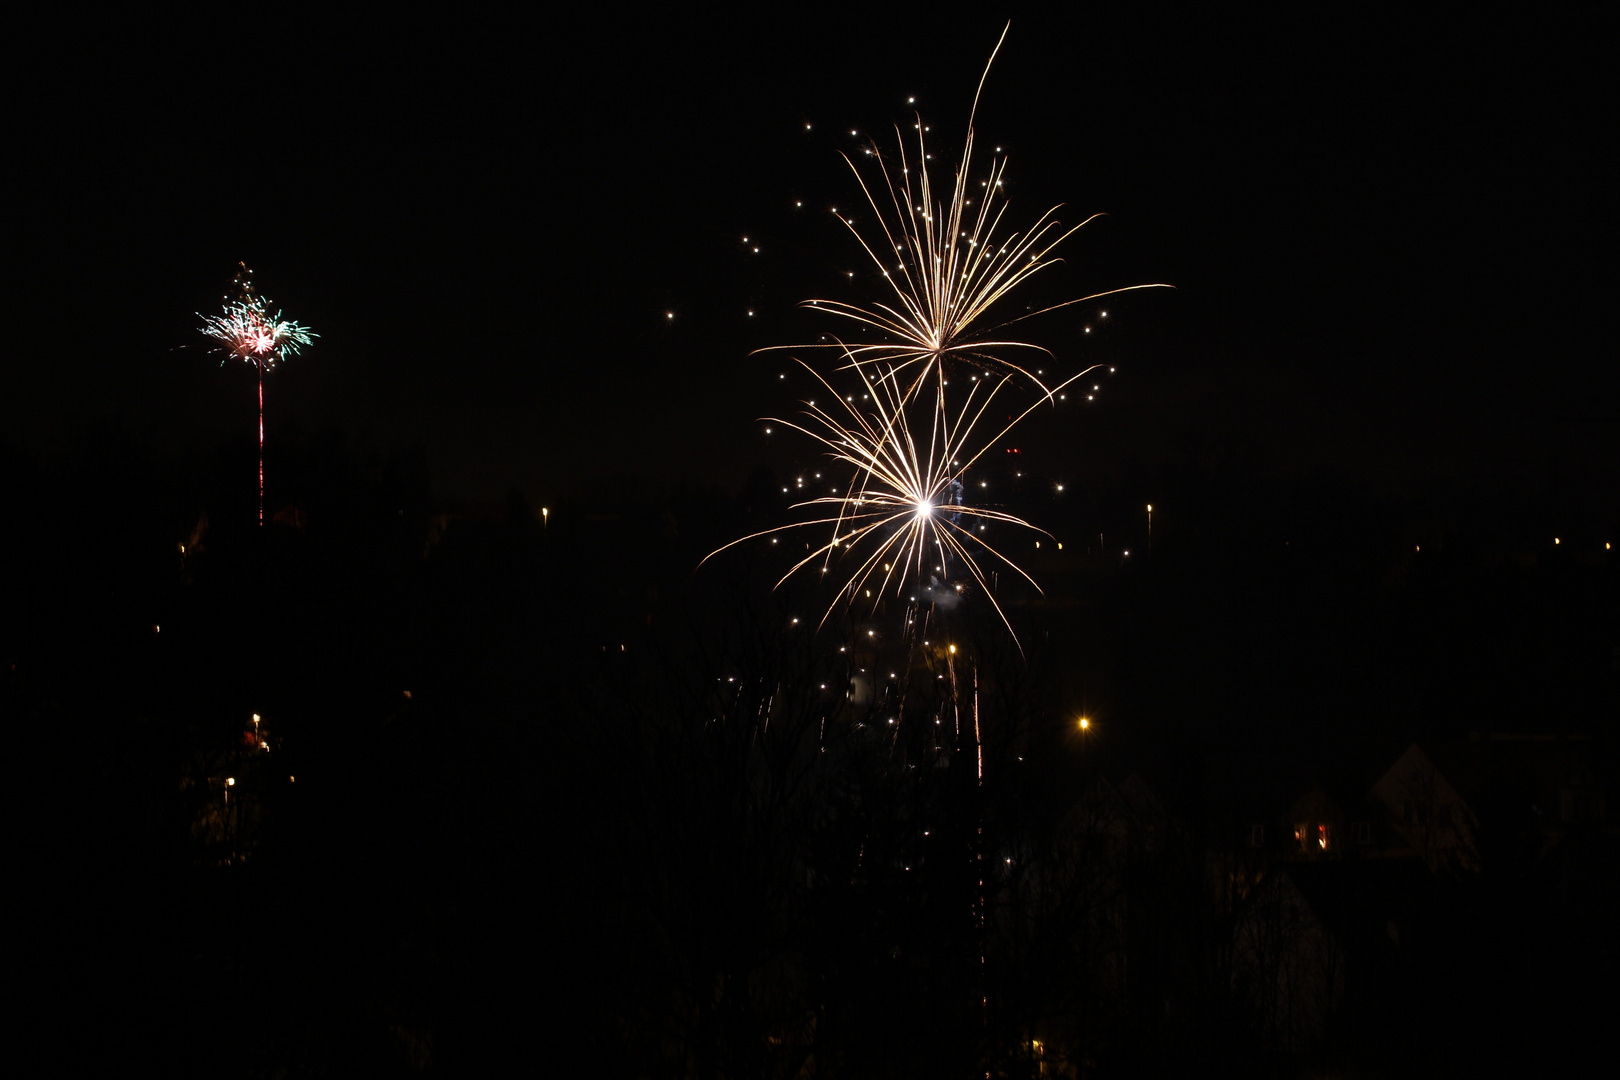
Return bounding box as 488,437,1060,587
225,777,235,786
252,714,260,724
1147,504,1152,512
948,644,956,654
1079,717,1090,730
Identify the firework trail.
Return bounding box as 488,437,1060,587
198,263,315,525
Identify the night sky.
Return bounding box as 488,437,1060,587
9,8,1611,501
9,12,1616,1073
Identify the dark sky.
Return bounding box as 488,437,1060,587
8,7,1611,501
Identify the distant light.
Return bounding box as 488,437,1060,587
948,644,956,654
665,312,674,320
226,777,236,786
1079,717,1090,731
1555,537,1561,544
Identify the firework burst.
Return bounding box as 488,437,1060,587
712,28,1163,645
766,26,1168,400
707,353,1101,642
198,263,316,371
198,263,315,525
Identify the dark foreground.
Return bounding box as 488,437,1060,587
9,431,1616,1077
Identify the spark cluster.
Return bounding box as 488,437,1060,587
712,28,1164,641
766,31,1165,400
198,263,316,370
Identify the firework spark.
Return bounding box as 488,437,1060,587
198,263,316,371
198,263,315,525
711,27,1163,645
707,353,1099,641
764,25,1168,400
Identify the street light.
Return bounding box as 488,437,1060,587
1147,504,1153,552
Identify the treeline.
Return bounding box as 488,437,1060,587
4,424,1614,1076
